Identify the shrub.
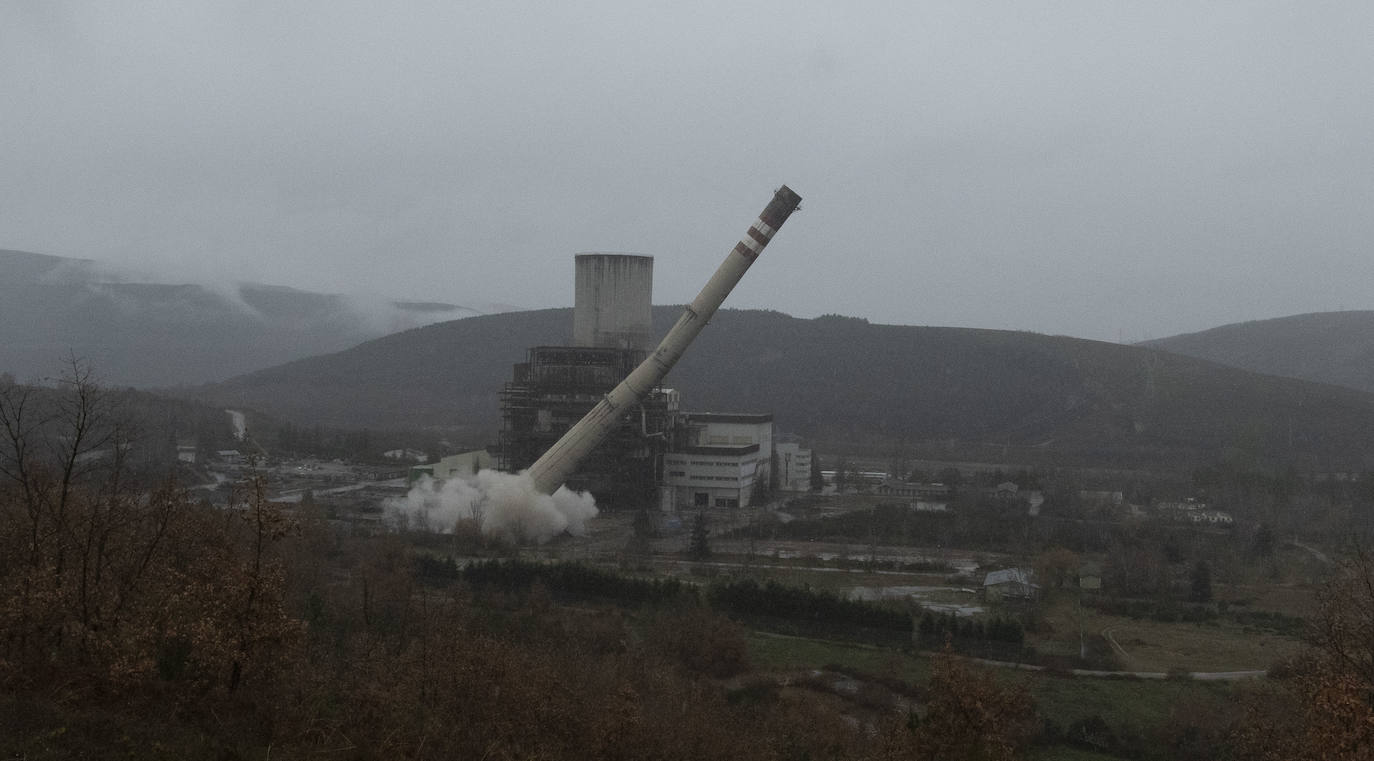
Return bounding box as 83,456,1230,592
647,604,750,678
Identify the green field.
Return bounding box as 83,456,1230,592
1024,671,1235,730
1029,594,1304,673
1029,747,1120,761
746,626,1243,741
747,630,932,684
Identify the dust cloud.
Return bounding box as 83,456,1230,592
388,469,597,544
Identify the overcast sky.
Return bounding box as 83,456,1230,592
3,1,1372,341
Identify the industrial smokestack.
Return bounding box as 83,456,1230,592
526,185,802,496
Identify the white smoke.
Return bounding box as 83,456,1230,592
388,470,598,544
335,291,482,337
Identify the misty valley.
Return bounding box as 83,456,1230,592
7,6,1374,756
5,235,1374,760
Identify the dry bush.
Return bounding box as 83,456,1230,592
647,602,752,679
1227,544,1374,761
0,368,301,699
879,652,1036,761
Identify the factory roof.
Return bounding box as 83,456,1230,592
682,412,774,424
574,251,653,261
983,568,1036,588
669,444,761,456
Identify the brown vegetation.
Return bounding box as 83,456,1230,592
892,652,1036,761
0,366,299,701
0,371,1044,759
1224,543,1374,761
12,369,1374,759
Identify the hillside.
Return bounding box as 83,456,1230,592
0,249,494,387
1144,311,1374,394
190,307,1374,470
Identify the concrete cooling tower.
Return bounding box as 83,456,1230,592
572,253,654,352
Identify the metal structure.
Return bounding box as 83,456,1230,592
572,253,654,352
498,345,675,509
499,253,665,509
527,185,802,496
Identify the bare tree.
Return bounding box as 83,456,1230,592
0,360,179,677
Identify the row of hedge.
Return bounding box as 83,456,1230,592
440,559,916,643
458,558,691,606
1083,596,1305,635
915,610,1025,645
706,578,912,634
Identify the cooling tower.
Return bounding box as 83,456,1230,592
572,253,654,352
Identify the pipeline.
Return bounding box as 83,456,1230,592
526,185,802,496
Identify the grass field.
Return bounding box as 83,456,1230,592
745,627,1243,733
1028,595,1304,673
746,630,933,684
742,565,958,592
1094,615,1299,672
1021,670,1236,730
1222,579,1322,619
1028,746,1121,761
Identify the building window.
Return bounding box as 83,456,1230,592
694,492,709,507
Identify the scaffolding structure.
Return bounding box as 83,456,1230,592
498,345,676,510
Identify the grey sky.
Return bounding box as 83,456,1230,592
3,1,1372,341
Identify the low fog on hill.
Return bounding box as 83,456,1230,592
0,249,510,386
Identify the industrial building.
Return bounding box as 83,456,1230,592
408,449,492,485
499,254,676,510
663,413,773,509
498,248,810,512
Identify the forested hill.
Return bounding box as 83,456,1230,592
191,307,1374,470
1144,311,1374,394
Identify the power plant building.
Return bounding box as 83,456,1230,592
662,413,773,509
499,254,675,510
408,449,493,485
500,241,807,511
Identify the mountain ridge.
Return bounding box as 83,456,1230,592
188,306,1374,471
1143,310,1374,394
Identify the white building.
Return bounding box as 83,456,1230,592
408,449,492,485
685,412,773,455
983,568,1039,601
663,445,761,509
1188,510,1235,526
663,413,773,509
382,448,429,463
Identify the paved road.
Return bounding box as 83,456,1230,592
1292,539,1333,566
751,631,1268,681
951,652,1265,681
1101,625,1134,668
